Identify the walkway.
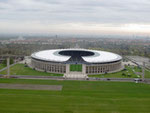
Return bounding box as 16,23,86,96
64,72,88,79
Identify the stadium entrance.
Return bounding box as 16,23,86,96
64,64,87,79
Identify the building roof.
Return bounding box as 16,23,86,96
31,48,122,63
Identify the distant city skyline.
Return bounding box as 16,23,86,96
1,0,150,35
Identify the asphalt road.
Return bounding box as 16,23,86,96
1,74,150,84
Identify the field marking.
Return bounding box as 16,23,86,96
0,83,62,91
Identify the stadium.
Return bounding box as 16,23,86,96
31,49,123,78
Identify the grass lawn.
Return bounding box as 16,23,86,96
88,66,150,78
0,64,6,70
0,79,150,113
0,64,149,78
0,64,63,76
145,69,150,78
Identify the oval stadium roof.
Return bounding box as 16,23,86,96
31,49,122,63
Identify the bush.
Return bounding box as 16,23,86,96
122,73,126,76
128,75,131,77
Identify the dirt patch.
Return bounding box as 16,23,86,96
0,83,62,91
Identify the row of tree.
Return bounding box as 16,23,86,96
0,39,149,58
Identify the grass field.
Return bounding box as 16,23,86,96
0,79,150,113
70,64,82,72
88,65,150,78
0,64,150,78
0,64,6,70
145,70,150,78
0,64,63,76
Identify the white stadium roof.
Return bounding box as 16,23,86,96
31,49,122,63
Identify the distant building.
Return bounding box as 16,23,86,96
17,36,25,41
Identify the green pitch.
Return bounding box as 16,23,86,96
70,64,82,72
0,79,150,113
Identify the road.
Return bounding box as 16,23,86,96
1,74,150,84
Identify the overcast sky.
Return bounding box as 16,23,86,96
0,0,150,35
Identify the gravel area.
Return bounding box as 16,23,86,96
0,83,62,91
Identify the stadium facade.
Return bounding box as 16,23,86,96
31,49,123,78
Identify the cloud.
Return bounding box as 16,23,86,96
0,0,150,34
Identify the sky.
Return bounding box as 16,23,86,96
0,0,150,35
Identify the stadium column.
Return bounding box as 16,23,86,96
82,64,86,74
66,64,70,74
